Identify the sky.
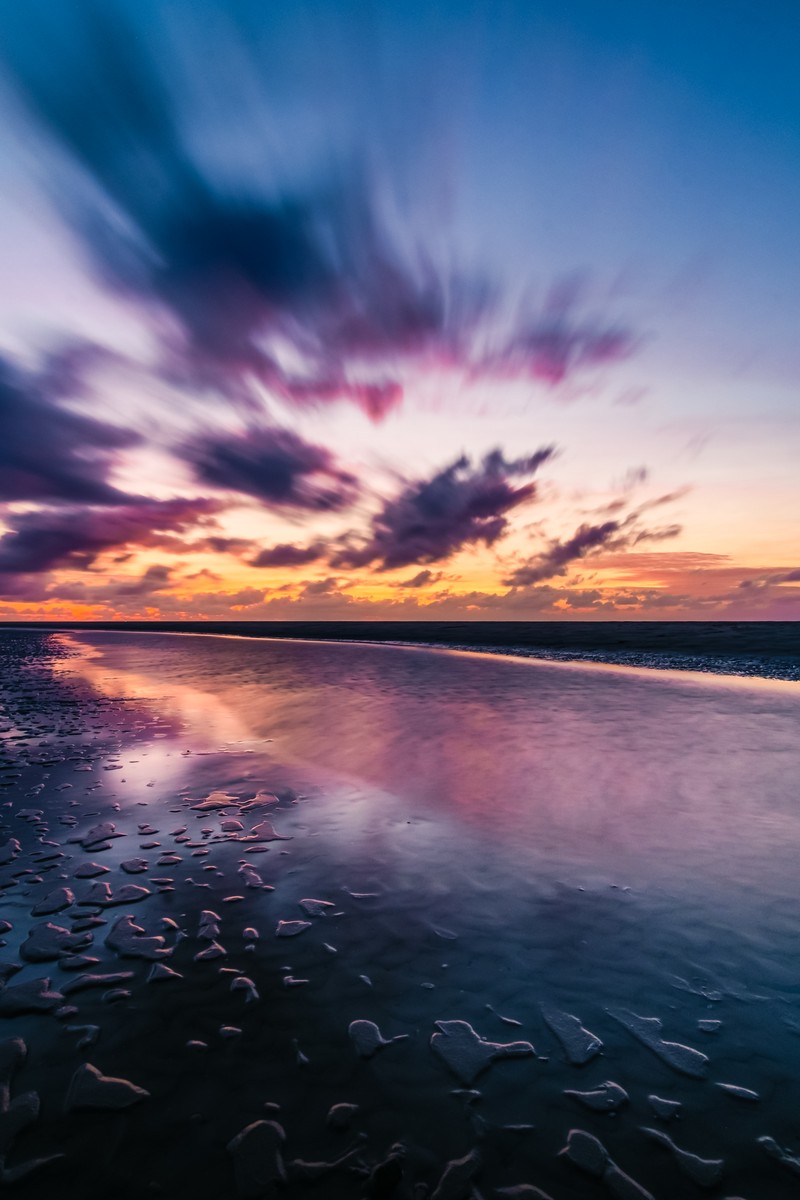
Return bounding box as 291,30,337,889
0,0,798,621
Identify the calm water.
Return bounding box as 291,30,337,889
69,631,800,904
3,628,800,1197
11,618,800,679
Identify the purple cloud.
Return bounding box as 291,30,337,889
632,523,682,544
0,497,220,588
504,514,682,587
48,563,175,604
738,567,800,590
0,355,138,505
331,447,555,571
298,576,344,597
111,563,173,596
395,569,442,588
250,541,327,568
0,7,637,417
503,521,622,586
181,425,359,512
193,536,254,556
487,321,634,387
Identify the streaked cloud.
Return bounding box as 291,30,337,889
331,448,555,571
180,424,359,511
0,353,138,505
0,497,220,582
0,2,637,419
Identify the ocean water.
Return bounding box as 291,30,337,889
1,628,800,1198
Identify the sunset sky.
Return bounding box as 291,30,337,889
0,0,798,621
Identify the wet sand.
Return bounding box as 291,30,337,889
1,628,800,1198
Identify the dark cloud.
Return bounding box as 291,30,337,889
0,5,636,416
46,563,175,604
738,567,800,590
503,520,622,586
297,576,344,597
0,497,220,588
194,536,254,556
331,447,555,571
250,541,327,568
112,563,173,596
395,569,441,588
124,586,270,617
199,587,267,610
181,425,359,512
414,582,718,616
142,534,255,557
184,568,222,583
0,3,445,415
632,523,682,544
588,486,689,520
0,355,138,505
630,487,691,514
504,509,682,587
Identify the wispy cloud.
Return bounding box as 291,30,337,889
393,569,444,588
0,497,220,585
180,424,359,511
503,521,624,586
249,541,328,568
331,448,555,571
0,354,138,505
504,507,683,588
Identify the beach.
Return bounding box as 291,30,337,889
1,627,800,1198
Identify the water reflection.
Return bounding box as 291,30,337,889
53,631,252,746
61,632,800,906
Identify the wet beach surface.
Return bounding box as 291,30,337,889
1,628,800,1198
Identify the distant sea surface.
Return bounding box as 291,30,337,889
5,620,800,680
